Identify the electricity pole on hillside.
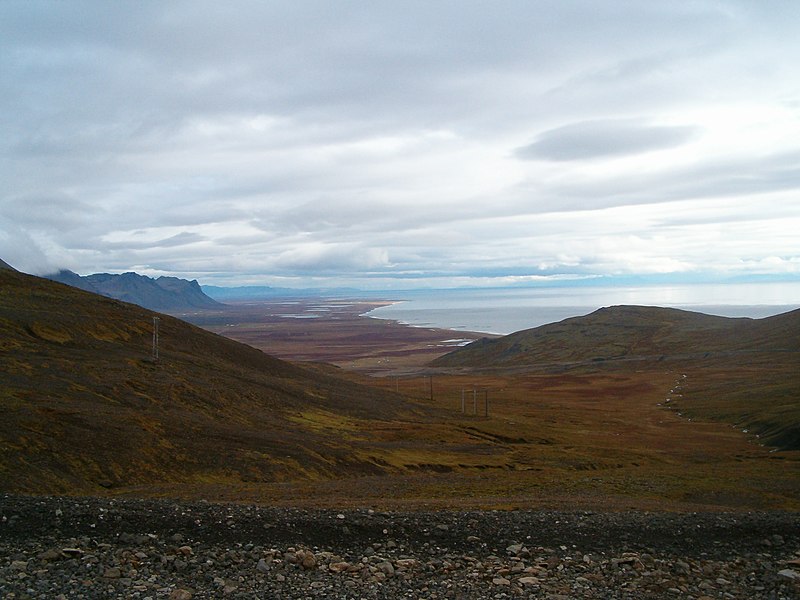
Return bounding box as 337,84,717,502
152,316,160,361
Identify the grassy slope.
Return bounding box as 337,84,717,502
1,272,797,510
432,306,799,368
0,269,431,494
431,305,800,450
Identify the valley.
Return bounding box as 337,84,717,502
169,296,800,512
1,268,798,512
2,267,800,598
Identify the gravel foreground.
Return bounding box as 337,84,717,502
2,495,799,599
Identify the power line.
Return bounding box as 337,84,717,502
152,316,160,361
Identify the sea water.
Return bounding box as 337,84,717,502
364,282,800,335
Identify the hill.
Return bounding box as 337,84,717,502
432,305,800,369
0,258,16,271
0,269,429,495
45,270,222,311
432,305,800,450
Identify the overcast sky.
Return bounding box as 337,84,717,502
2,1,800,288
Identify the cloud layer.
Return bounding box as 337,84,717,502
1,1,799,287
515,120,701,161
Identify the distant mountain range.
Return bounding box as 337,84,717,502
46,270,223,311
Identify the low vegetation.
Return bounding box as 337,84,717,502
432,304,800,451
1,269,798,511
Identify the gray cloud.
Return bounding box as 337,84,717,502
515,120,701,161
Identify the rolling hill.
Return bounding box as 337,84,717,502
431,305,800,369
0,268,429,495
432,305,800,450
45,270,222,311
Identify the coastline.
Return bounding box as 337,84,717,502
176,297,491,375
358,284,800,335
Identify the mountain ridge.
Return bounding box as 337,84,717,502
45,269,223,311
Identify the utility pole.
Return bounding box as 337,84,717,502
152,316,160,361
429,375,434,402
473,388,477,415
461,388,465,414
484,389,489,417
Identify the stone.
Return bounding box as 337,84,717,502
177,545,193,556
256,558,270,573
377,561,395,576
222,582,237,595
329,561,351,573
169,590,193,600
674,560,691,575
395,558,419,569
518,576,540,586
298,550,317,570
10,560,28,572
492,576,511,586
777,568,800,581
506,544,524,555
38,549,63,561
104,566,122,579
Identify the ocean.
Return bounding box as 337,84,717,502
364,282,800,335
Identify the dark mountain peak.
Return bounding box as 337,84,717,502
45,270,223,311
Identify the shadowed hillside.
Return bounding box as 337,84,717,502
0,269,429,495
432,305,800,450
45,270,222,310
